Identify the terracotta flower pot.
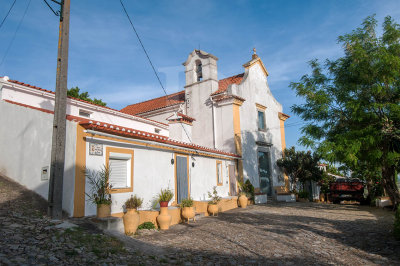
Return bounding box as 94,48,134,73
157,206,171,230
182,207,195,223
239,194,248,208
159,201,169,207
208,204,218,216
97,204,111,218
123,208,140,235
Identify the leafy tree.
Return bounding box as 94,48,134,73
277,146,324,192
67,87,107,106
290,15,400,208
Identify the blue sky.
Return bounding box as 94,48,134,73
1,0,400,150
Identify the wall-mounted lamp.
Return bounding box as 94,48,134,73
171,158,175,165
192,162,195,167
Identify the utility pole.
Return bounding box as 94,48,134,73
48,0,70,219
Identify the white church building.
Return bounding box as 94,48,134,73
0,49,290,220
121,49,290,197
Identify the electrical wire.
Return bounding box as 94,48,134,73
118,0,193,144
0,0,17,30
0,0,32,67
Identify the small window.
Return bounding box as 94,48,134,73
106,147,133,193
216,161,223,186
79,109,91,118
258,110,266,130
196,60,203,81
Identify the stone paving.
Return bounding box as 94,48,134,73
1,174,400,265
135,202,400,265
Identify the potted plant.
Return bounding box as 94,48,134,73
85,165,112,218
238,191,248,208
298,190,309,202
207,186,221,216
180,197,195,223
123,195,143,235
156,188,174,230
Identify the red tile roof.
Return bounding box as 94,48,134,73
212,73,245,96
3,78,167,126
120,73,245,115
80,121,240,158
120,90,185,116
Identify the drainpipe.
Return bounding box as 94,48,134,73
210,96,217,149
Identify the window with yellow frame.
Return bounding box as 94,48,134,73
216,161,223,186
105,147,134,194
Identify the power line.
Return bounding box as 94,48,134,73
0,0,32,67
118,0,194,144
0,0,17,30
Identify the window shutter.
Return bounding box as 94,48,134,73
109,158,127,188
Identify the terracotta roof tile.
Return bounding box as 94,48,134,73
120,90,185,115
211,73,245,96
121,73,245,115
80,121,240,158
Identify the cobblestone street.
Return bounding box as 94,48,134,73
1,175,399,265
136,202,400,265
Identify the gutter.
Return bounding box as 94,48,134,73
84,129,241,160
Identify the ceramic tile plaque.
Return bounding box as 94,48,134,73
89,143,103,156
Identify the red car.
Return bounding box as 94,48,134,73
328,178,368,204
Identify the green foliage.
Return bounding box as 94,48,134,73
290,15,400,207
180,197,194,208
208,186,221,205
124,195,143,209
298,191,309,199
277,146,324,191
395,205,400,240
138,222,156,230
318,172,336,194
157,188,174,203
67,86,107,106
238,179,255,200
85,165,112,205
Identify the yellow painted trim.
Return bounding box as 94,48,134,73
243,58,269,76
85,133,235,161
256,103,267,111
216,160,223,186
173,153,190,205
233,103,244,181
73,124,87,217
279,118,290,192
105,147,134,194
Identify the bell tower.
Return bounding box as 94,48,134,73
182,50,219,148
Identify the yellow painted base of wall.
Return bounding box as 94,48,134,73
193,197,239,216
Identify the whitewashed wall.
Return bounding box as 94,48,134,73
233,63,286,192
84,137,234,216
0,81,168,136
0,100,77,215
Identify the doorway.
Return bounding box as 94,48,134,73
229,165,237,196
258,151,272,196
175,154,189,203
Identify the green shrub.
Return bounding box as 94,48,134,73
125,195,143,209
298,191,309,199
157,188,174,202
208,186,221,205
180,197,194,208
138,222,156,230
85,165,112,205
394,205,400,240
